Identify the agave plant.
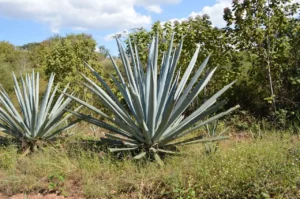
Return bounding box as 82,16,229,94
65,34,239,164
203,120,230,155
0,71,80,150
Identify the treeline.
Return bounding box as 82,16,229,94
0,0,299,129
128,0,300,128
0,34,116,104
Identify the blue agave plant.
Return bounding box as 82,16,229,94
65,34,239,164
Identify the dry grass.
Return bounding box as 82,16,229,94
0,130,299,198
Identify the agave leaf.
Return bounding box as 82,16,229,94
116,39,138,93
47,84,69,120
164,81,236,142
20,74,32,125
157,68,217,138
109,147,138,152
0,106,31,138
175,136,229,146
41,84,59,123
127,37,139,89
177,105,240,139
157,40,183,119
110,74,138,120
0,71,80,144
169,134,205,146
175,44,201,99
83,63,121,104
133,151,147,159
44,118,81,139
80,74,131,118
153,71,180,141
105,133,139,145
113,117,144,139
169,67,218,125
62,91,109,119
0,91,24,122
157,148,179,154
0,123,22,137
153,152,164,166
42,106,82,138
68,35,239,164
128,85,145,125
36,73,55,136
0,107,25,135
148,62,156,135
67,109,137,140
36,98,73,138
133,46,146,109
157,33,175,107
80,80,139,131
165,100,228,139
176,55,210,106
159,105,239,146
109,54,126,85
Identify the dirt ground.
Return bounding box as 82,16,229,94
0,193,83,199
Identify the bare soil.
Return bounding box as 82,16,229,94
0,193,84,199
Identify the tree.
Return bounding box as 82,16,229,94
40,34,103,102
0,41,21,92
223,0,300,124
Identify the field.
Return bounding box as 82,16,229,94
0,1,299,198
0,127,299,199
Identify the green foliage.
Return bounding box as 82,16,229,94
127,0,300,127
0,41,30,92
65,35,239,164
38,34,103,102
47,173,67,195
128,17,242,105
0,71,80,149
223,0,300,122
0,41,17,63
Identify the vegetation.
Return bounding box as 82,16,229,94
0,72,80,150
0,132,299,198
129,0,300,127
0,0,299,197
64,35,239,164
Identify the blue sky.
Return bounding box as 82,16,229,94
0,0,233,55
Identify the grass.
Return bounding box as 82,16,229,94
0,130,299,198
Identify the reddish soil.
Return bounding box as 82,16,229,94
0,193,84,199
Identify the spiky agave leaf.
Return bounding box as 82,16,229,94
0,71,80,148
66,35,239,163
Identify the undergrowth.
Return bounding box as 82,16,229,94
0,132,299,198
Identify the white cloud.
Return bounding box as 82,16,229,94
144,5,162,13
162,0,231,28
0,0,180,33
136,0,180,13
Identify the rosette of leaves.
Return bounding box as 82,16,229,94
65,34,239,165
0,71,80,151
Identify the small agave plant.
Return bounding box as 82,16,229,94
66,34,239,165
203,120,230,155
0,71,80,151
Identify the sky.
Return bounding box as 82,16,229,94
0,0,298,55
